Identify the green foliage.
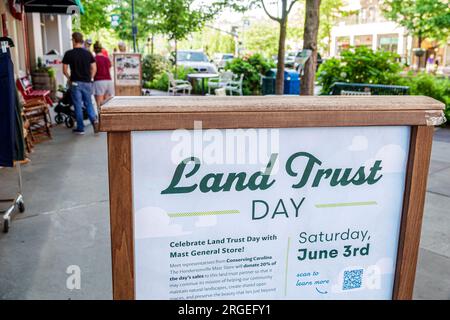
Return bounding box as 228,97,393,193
319,0,345,55
145,65,193,91
142,54,170,82
177,29,235,57
245,21,280,57
73,0,112,34
46,68,56,78
147,0,224,42
400,73,450,122
317,46,403,94
113,0,158,43
225,53,275,95
33,58,56,78
381,0,450,44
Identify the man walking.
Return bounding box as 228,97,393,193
62,32,98,135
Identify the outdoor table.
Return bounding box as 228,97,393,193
187,73,219,95
100,95,445,300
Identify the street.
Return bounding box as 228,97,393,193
0,125,449,299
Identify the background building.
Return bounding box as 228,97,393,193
330,0,411,61
1,0,80,86
330,0,450,69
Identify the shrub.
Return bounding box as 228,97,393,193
142,54,169,83
225,53,275,95
317,46,403,94
400,72,450,123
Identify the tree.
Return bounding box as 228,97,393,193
318,0,344,56
147,0,228,75
256,0,299,95
381,0,450,68
113,0,158,51
73,0,112,35
178,28,236,57
300,0,321,96
245,20,280,57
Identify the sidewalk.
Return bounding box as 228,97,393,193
0,125,449,299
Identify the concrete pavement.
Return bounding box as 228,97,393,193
0,125,449,300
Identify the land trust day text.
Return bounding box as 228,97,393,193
160,152,383,220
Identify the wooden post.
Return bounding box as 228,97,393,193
107,132,135,300
393,126,434,299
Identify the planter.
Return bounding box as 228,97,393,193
31,71,57,100
412,48,426,57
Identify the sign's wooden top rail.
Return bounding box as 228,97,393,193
100,96,445,131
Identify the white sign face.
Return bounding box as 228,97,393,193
132,126,410,300
114,54,140,86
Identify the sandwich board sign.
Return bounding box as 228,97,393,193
113,53,142,96
100,96,445,300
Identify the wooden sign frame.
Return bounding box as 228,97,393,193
113,53,142,96
100,95,445,300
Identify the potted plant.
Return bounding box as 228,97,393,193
31,57,57,100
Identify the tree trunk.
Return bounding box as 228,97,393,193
417,34,423,70
275,19,287,95
301,0,321,96
174,38,178,78
327,30,331,57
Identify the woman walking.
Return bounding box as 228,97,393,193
93,42,114,107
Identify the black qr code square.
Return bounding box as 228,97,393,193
343,269,363,290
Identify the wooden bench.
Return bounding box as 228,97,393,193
330,82,409,96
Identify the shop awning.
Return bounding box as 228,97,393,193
23,0,85,15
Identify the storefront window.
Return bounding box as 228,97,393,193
354,35,373,49
378,34,399,53
336,36,350,55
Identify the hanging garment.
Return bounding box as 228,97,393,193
0,48,17,167
14,88,25,161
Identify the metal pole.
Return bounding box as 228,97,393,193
132,0,137,53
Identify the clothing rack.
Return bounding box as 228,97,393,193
0,36,25,233
0,163,25,233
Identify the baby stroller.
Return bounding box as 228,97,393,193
54,86,88,128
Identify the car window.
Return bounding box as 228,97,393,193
178,52,208,62
223,55,233,60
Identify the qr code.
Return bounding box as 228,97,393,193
343,269,363,290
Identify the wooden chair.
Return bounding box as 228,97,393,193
16,76,53,106
22,115,34,154
22,98,52,142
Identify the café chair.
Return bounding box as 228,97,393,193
167,72,192,96
225,73,244,96
208,71,233,95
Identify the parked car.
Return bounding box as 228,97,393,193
174,50,217,74
213,53,234,70
273,52,296,69
284,51,297,69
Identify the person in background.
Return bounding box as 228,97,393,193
84,38,94,56
426,54,435,73
118,41,127,53
101,46,109,58
62,32,98,135
93,41,114,107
